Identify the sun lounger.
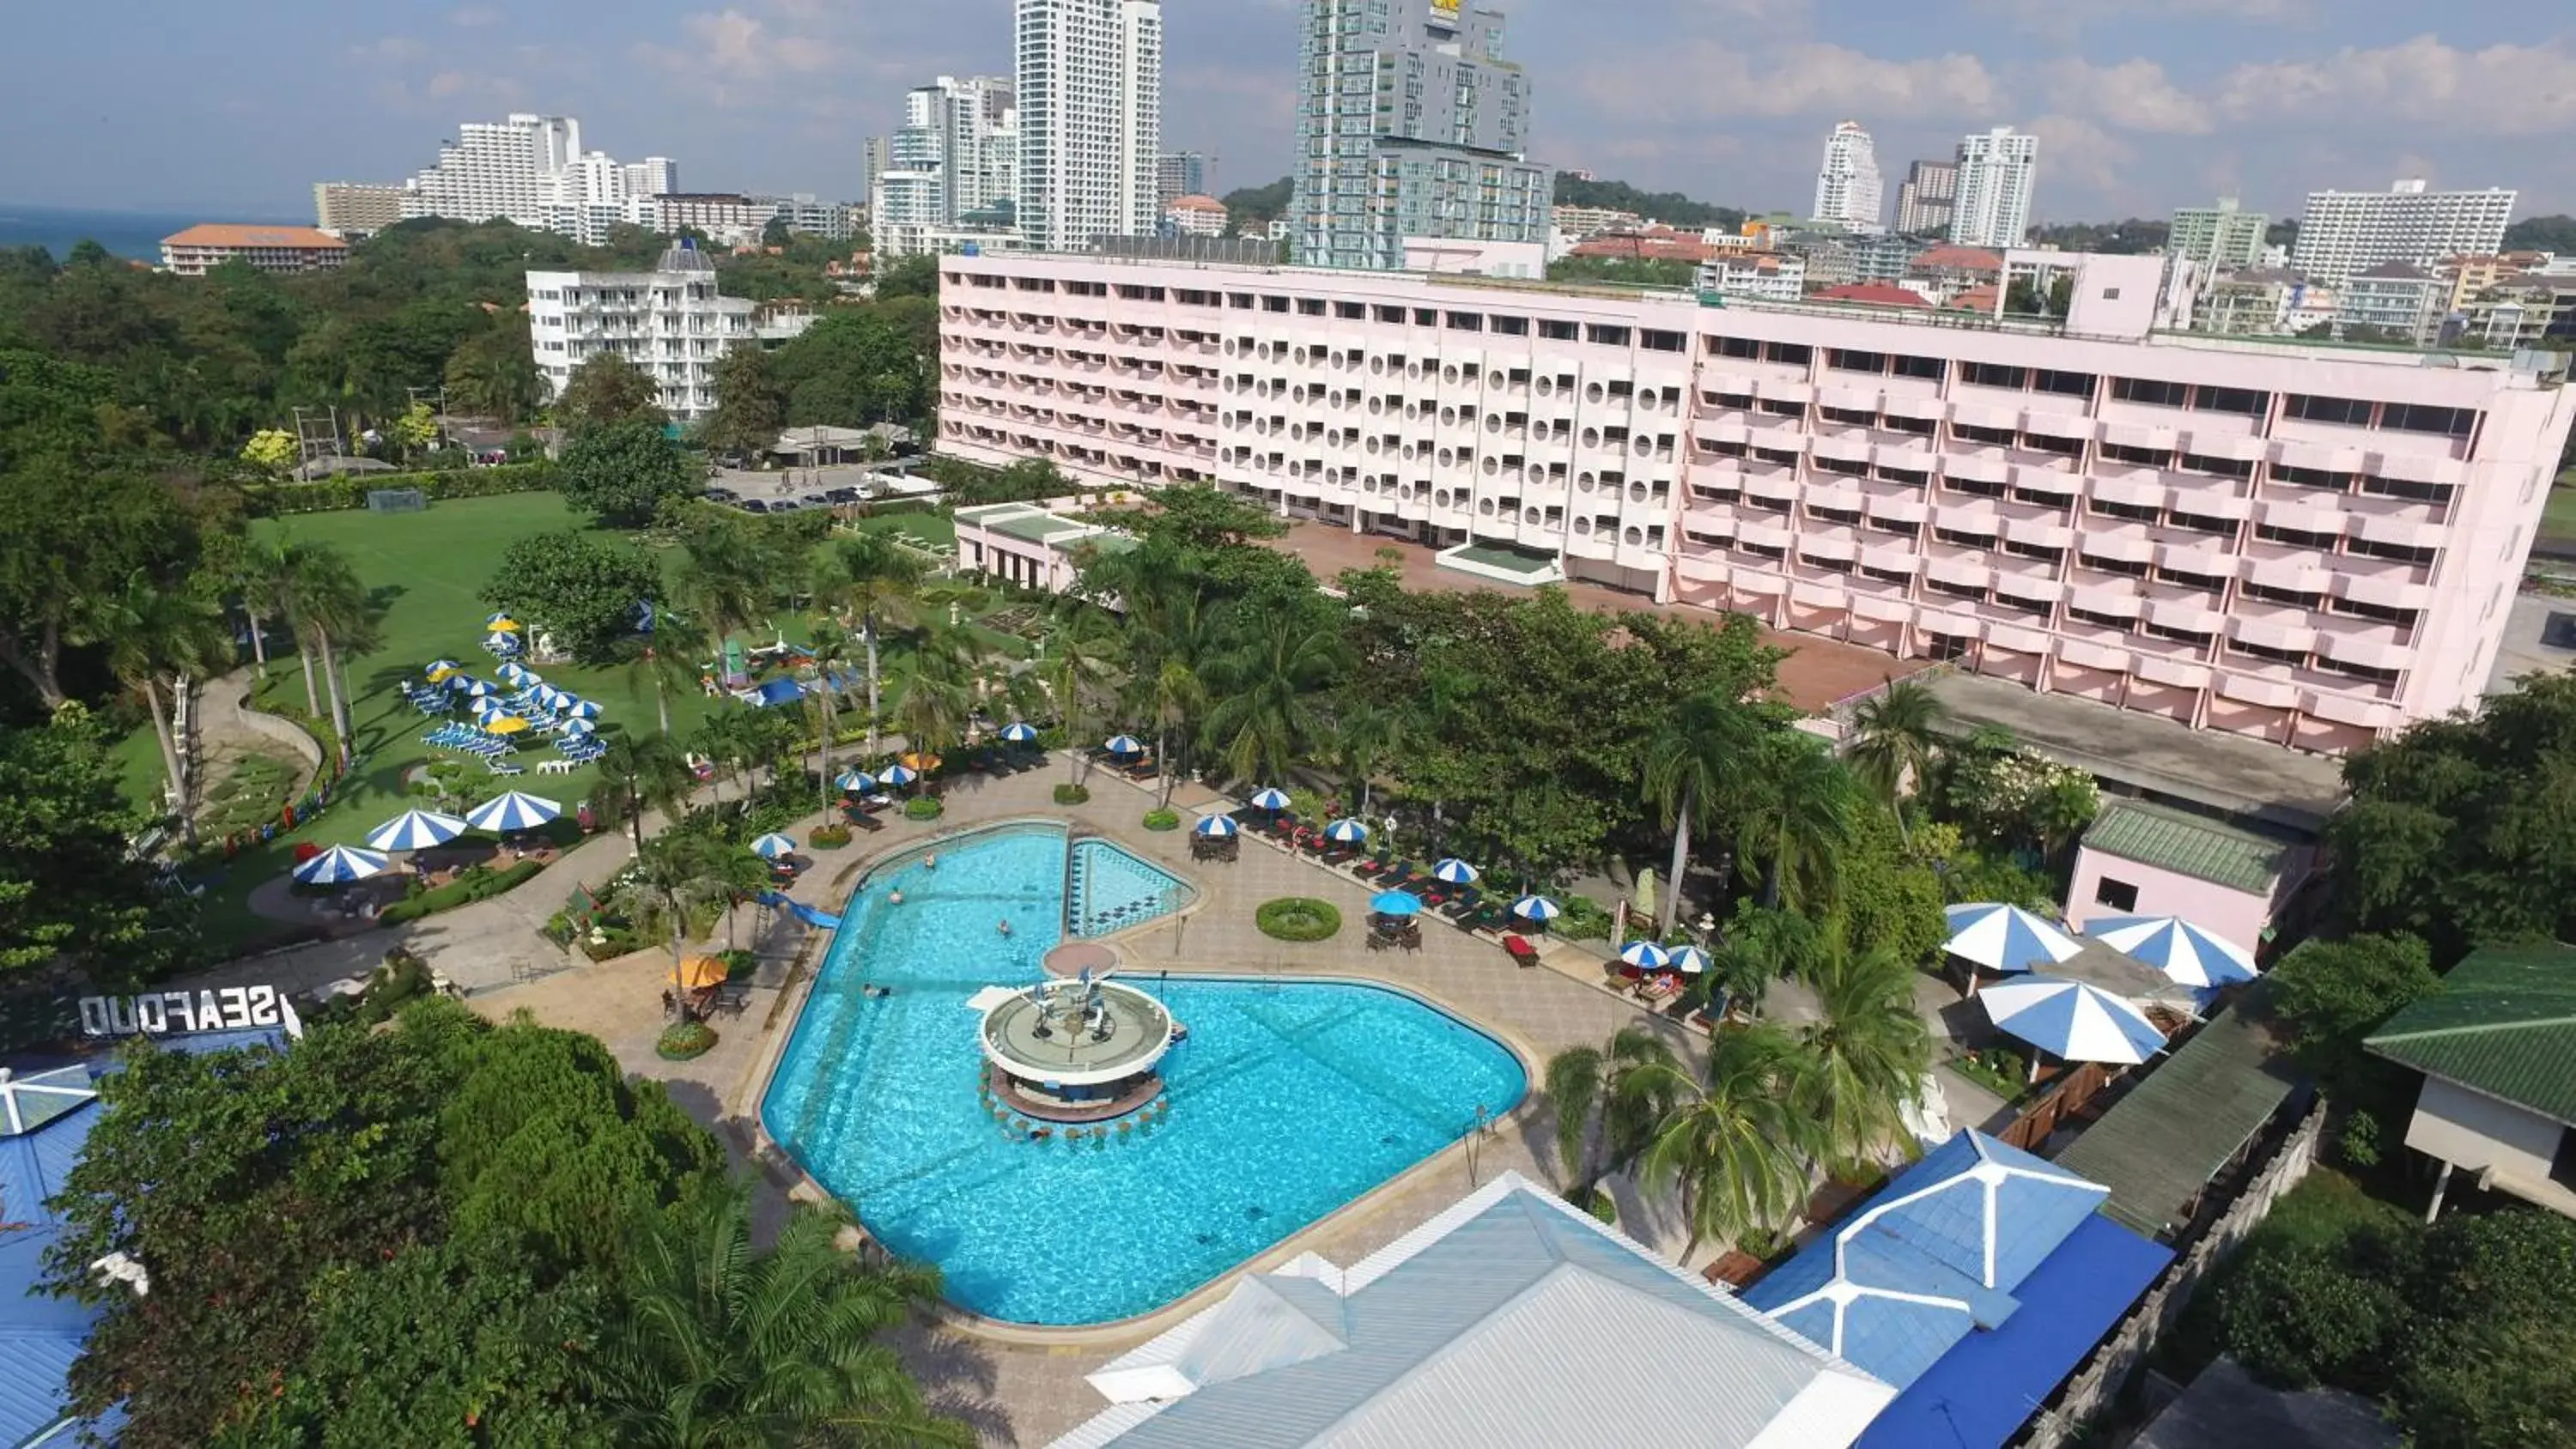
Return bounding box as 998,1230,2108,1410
1503,934,1540,967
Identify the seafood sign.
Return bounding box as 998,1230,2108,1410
78,985,304,1039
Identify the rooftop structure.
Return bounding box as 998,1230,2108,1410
1051,1170,1894,1448
2066,798,2318,949
957,502,1134,593
2367,943,2576,1220
2056,1003,2303,1239
1743,1131,2173,1449
1290,0,1550,272
2135,1356,2401,1449
935,248,2576,753
160,223,348,277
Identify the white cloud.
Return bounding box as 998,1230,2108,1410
2048,58,2212,134
449,7,501,27
1579,41,1995,122
633,9,844,110
348,36,426,64
2216,36,2576,136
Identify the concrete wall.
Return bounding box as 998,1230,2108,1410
2063,846,2295,946
2406,1076,2576,1217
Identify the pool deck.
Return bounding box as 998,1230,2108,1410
470,759,1702,1448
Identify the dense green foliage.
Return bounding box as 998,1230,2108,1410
2504,215,2576,254
558,417,698,525
478,530,663,662
1551,175,1747,231
2327,674,2576,961
43,1002,954,1446
1255,897,1342,942
1218,176,1295,233
0,709,186,978
1546,256,1701,288
2206,1179,2576,1449
770,306,935,428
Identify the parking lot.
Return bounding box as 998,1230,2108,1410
699,463,931,515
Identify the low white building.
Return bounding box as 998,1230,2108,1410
2369,944,2576,1222
525,239,754,423
1694,252,1806,302
1164,194,1228,238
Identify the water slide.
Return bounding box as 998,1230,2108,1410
760,891,841,931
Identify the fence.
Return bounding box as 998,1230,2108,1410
2015,1098,2325,1449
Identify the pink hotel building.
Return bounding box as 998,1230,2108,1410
937,251,2576,754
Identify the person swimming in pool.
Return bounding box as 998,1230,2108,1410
924,853,939,870
889,888,904,905
996,917,1012,937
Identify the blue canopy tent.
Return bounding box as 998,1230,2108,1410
746,678,805,708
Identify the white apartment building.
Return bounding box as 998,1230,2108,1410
1695,252,1806,302
161,224,349,277
874,76,1021,257
525,240,754,423
401,113,677,245
935,250,2576,755
1951,129,2038,249
1165,195,1229,237
1016,0,1163,254
311,183,406,238
2292,180,2518,288
1552,205,1646,239
653,192,854,247
1813,122,1885,234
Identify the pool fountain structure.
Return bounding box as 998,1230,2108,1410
975,949,1176,1125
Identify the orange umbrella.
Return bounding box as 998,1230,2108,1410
677,955,728,991
900,752,943,773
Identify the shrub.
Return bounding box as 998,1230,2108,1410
903,797,944,822
1142,808,1180,832
1585,1188,1618,1226
240,462,562,516
377,859,545,925
655,1020,719,1060
1556,894,1616,942
1053,783,1091,806
716,948,757,982
1256,897,1341,943
809,824,853,849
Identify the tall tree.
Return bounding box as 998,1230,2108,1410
480,530,662,664
279,539,373,748
0,710,183,979
890,624,975,763
1036,603,1122,785
612,832,766,1016
813,532,927,754
559,418,698,527
1737,732,1858,911
1198,603,1349,788
442,318,546,424
1542,1026,1683,1199
1327,696,1403,817
1643,690,1762,937
581,1180,969,1448
622,608,711,738
592,731,697,854
804,623,860,804
0,461,199,709
90,571,231,839
1846,678,1945,838
700,344,787,459
1619,1023,1816,1257
551,353,665,433
1790,942,1934,1174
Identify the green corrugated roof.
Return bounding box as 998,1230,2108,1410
2081,801,2294,894
2054,1003,2303,1240
2366,943,2576,1123
988,513,1074,544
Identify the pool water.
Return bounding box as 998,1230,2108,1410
1068,836,1192,937
760,822,1526,1325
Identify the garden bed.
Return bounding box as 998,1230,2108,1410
1256,897,1342,943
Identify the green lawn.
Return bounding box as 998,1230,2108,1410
844,508,957,552
2543,480,2576,545
149,494,1022,955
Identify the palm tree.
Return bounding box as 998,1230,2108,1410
1199,604,1350,788
676,527,774,658
1791,942,1935,1177
1846,678,1945,840
584,1179,969,1449
1542,1027,1682,1199
1706,905,1819,1022
1643,690,1761,937
1146,657,1206,809
93,573,230,840
804,624,860,806
623,608,712,738
280,541,373,750
815,532,927,754
1619,1023,1817,1258
226,536,291,681
592,732,696,854
1736,733,1858,912
612,832,768,1016
890,624,975,765
1327,697,1404,817
1036,603,1121,785
690,712,751,805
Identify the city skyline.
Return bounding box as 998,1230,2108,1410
4,3,2573,225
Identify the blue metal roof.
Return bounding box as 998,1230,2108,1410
1743,1131,2147,1394
1856,1214,2173,1449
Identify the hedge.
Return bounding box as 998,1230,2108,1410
657,1020,719,1060
1143,808,1180,831
1053,783,1091,806
1255,897,1342,943
242,462,562,516
903,797,945,822
378,858,546,925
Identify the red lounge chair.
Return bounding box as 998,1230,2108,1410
1503,935,1540,967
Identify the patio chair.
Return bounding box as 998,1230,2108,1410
488,761,526,777
1502,934,1540,968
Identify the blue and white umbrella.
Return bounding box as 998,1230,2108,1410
483,611,519,630
365,809,468,852
561,698,603,720
1431,858,1479,886
999,721,1039,743
559,717,597,737
1619,940,1673,971
836,768,878,793
1247,787,1293,812
1980,974,2168,1066
1511,894,1562,923
484,632,520,655
293,844,388,886
1322,819,1369,845
465,791,562,833
473,700,513,724
750,833,799,860
447,675,489,695
1942,902,2082,976
2084,915,2260,991
533,686,568,711
1371,890,1422,918
1668,944,1711,975
496,662,535,686
1103,734,1146,756
880,763,919,787
423,658,459,678
1194,815,1239,839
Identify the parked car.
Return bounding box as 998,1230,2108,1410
703,487,738,502
738,498,770,513
823,487,861,504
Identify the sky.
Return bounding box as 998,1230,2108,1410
8,0,2574,224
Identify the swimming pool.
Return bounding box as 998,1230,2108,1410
1068,836,1191,937
760,822,1527,1325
